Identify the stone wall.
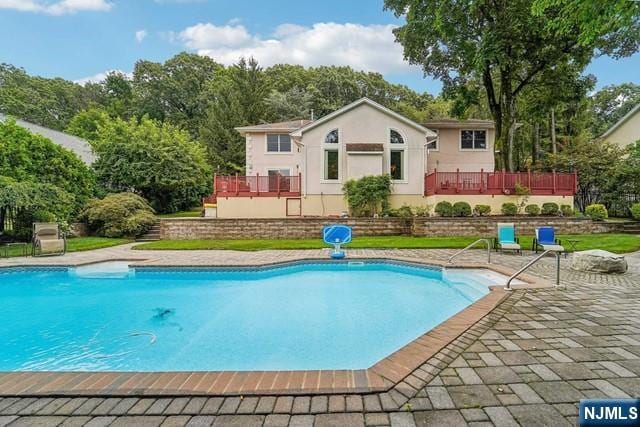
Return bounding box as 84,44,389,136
160,217,627,240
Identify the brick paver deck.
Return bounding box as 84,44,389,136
0,245,638,426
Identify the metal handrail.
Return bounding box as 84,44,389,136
448,238,491,264
505,249,561,291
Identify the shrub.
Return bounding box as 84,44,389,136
82,192,156,237
541,202,560,216
396,205,414,219
473,204,491,216
524,204,540,216
630,203,640,220
501,202,518,216
343,174,392,217
435,201,454,217
561,204,575,217
452,201,472,217
585,204,608,221
415,205,432,217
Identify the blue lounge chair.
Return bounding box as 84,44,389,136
494,223,521,254
323,225,352,259
533,227,565,254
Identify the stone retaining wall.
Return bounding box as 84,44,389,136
160,217,627,240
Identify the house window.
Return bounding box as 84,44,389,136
267,134,292,152
324,150,339,180
325,129,339,144
460,130,487,150
426,131,438,150
390,129,404,144
390,150,404,180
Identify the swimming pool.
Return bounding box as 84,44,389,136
0,261,501,372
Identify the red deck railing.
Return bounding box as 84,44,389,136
424,169,577,196
210,173,302,200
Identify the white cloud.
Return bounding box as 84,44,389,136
0,0,112,15
74,69,131,86
135,29,148,43
177,22,415,74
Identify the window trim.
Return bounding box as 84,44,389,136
387,128,408,183
459,129,488,151
321,128,342,182
265,133,293,154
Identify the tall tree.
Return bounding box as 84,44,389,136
384,0,640,170
588,83,640,136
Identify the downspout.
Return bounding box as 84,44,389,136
295,137,307,197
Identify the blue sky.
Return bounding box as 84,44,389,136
0,0,638,94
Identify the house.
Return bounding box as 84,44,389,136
207,98,575,218
600,102,640,148
0,113,95,165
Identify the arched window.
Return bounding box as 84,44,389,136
390,129,404,144
325,129,339,144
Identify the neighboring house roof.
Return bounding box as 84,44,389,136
291,98,437,137
235,119,312,135
422,118,495,129
0,113,95,165
601,102,640,139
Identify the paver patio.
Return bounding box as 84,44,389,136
0,245,638,426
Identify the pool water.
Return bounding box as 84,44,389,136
0,261,496,371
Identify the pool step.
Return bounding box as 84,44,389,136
136,221,161,242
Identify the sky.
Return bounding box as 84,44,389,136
0,0,638,95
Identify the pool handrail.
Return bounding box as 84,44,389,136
448,238,491,264
505,249,561,291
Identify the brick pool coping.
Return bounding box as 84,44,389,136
0,256,549,397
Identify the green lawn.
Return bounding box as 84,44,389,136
2,237,131,257
133,234,640,254
157,208,202,218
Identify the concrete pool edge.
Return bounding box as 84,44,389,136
0,257,545,397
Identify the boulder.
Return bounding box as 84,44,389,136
571,249,628,274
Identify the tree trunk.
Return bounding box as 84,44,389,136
533,122,541,165
551,108,557,155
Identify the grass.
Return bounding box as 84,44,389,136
133,234,640,254
2,237,131,258
157,208,202,218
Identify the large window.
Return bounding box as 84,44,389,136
390,150,404,180
267,134,292,152
460,130,487,150
324,150,339,180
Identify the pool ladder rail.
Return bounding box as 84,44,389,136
504,249,561,291
447,238,492,265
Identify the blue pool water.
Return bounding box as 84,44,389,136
0,261,497,371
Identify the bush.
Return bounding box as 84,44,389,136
415,205,432,217
473,204,491,216
501,202,518,216
541,202,560,216
524,204,540,216
452,201,472,217
561,204,574,217
82,193,156,237
435,201,454,217
630,203,640,220
343,174,392,216
585,204,608,221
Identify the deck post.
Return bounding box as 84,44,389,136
456,168,460,193
299,172,302,195
256,173,260,196
502,169,505,194
433,168,437,194
277,173,281,197
528,169,531,190
480,168,484,193
552,170,557,194
235,172,239,196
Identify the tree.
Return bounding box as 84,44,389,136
65,108,111,143
92,117,212,213
385,0,639,170
0,118,95,211
588,83,640,136
265,87,314,121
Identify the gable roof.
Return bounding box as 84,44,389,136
601,102,640,139
0,113,95,165
291,98,437,137
235,119,312,135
